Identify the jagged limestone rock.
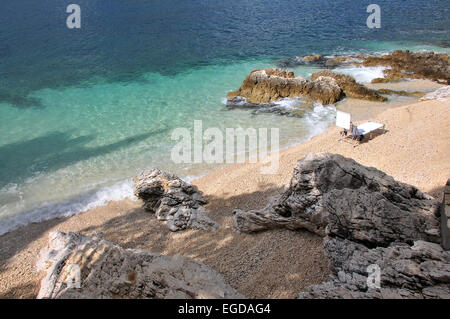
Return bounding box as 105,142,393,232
234,153,441,247
37,231,244,299
134,169,217,232
299,237,450,299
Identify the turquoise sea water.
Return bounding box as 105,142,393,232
0,0,449,234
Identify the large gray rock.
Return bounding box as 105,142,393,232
233,153,441,247
299,237,450,299
37,231,244,299
134,169,218,232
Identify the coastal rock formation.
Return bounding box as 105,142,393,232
226,68,387,112
420,86,450,102
133,169,217,232
299,238,450,299
225,95,313,118
233,153,441,247
279,50,450,85
233,152,448,299
226,68,343,105
310,70,387,102
37,231,244,299
363,50,450,84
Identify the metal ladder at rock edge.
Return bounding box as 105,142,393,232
441,179,450,251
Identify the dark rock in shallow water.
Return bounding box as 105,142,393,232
134,169,217,232
226,96,312,117
276,54,361,69
249,105,309,117
233,153,441,247
37,232,244,299
226,96,276,110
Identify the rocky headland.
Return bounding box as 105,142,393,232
133,169,217,232
278,50,450,86
363,50,450,84
226,51,449,118
226,68,386,113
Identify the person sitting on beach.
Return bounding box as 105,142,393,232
350,122,364,142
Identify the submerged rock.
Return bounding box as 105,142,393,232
299,238,450,299
301,54,324,62
310,70,387,102
233,153,441,247
277,54,359,69
226,68,343,105
37,232,244,299
226,95,315,117
133,169,218,232
226,68,387,113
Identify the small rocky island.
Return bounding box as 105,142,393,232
226,68,385,110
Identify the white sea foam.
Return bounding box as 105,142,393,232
0,179,135,236
271,97,305,110
303,103,337,139
333,66,387,83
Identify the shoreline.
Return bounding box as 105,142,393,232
0,78,441,237
1,94,449,298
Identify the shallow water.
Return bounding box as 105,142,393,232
0,0,449,234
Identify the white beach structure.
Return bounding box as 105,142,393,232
336,110,385,146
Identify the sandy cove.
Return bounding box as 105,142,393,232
0,97,449,299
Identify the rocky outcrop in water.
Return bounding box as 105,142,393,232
310,70,387,102
301,54,324,63
363,50,450,84
225,95,312,118
226,68,387,111
279,50,450,85
133,169,218,232
226,68,343,105
233,153,441,246
299,238,450,299
37,231,243,299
